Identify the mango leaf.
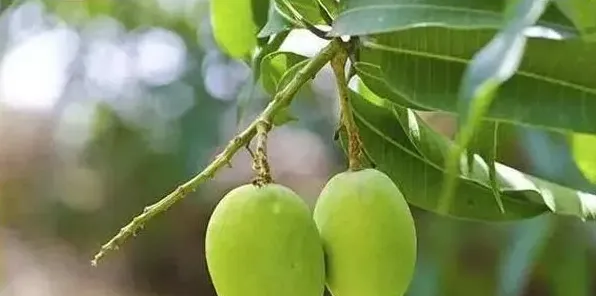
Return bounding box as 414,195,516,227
330,0,578,37
554,0,596,42
345,80,596,221
467,121,504,213
317,0,339,19
442,0,550,215
252,0,271,32
571,133,596,184
359,27,596,134
258,1,294,37
458,0,550,140
354,62,427,109
211,0,261,59
275,0,330,25
259,51,308,94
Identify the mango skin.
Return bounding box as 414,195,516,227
205,183,325,296
314,169,417,296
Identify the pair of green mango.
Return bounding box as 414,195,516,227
205,168,417,296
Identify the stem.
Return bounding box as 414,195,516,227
330,46,364,171
91,39,342,266
252,120,272,187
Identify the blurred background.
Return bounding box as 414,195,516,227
0,1,595,295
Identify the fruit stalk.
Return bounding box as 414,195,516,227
91,38,342,266
331,47,364,171
253,120,272,186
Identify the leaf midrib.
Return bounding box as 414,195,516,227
340,4,502,20
336,3,575,33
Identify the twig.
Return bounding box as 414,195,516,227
330,46,364,171
91,39,342,266
252,120,273,186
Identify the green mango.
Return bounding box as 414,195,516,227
314,168,417,296
205,183,326,296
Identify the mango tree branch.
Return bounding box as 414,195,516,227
91,39,342,266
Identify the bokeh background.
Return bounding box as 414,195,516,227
1,1,595,295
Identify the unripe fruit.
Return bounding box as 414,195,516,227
205,183,325,296
314,168,417,296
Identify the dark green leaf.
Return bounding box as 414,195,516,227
458,0,550,134
259,51,308,94
349,85,543,220
354,62,427,109
445,0,550,215
252,0,271,32
554,0,596,42
330,0,577,36
348,81,596,221
360,27,596,134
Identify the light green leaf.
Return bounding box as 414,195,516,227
330,0,577,36
359,27,596,134
211,0,259,59
554,0,596,41
259,51,308,94
347,81,596,221
571,133,596,184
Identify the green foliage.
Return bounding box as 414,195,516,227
345,84,596,221
215,0,596,222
